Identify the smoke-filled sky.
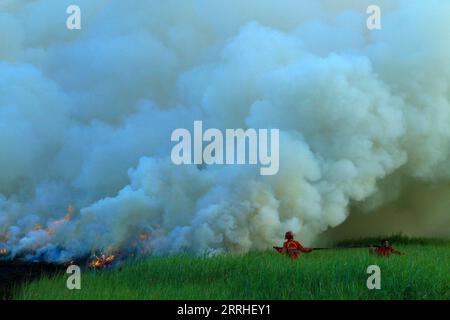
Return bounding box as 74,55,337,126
1,0,450,262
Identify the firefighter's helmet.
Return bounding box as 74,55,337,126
285,231,294,240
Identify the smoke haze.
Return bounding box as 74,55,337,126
1,0,450,261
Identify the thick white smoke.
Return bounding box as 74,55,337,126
1,0,450,261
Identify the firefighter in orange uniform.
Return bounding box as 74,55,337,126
273,231,313,260
371,239,403,257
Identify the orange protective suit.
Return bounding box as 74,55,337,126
274,239,313,260
375,245,402,257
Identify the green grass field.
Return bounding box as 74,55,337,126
14,238,450,300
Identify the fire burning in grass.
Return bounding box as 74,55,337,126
30,208,73,235
0,232,9,258
0,206,79,262
46,206,74,235
139,232,150,241
86,231,155,269
2,206,159,267
88,254,116,269
0,248,8,256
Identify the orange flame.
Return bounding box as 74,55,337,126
139,232,150,241
46,206,75,234
89,254,116,269
52,206,74,225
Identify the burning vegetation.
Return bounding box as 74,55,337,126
0,248,8,257
86,230,158,269
88,254,116,269
0,233,9,258
1,205,160,269
0,206,77,261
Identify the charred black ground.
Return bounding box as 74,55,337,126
0,261,66,299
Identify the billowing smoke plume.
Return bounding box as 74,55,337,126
1,0,450,262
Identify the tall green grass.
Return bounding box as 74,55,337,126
14,244,450,300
